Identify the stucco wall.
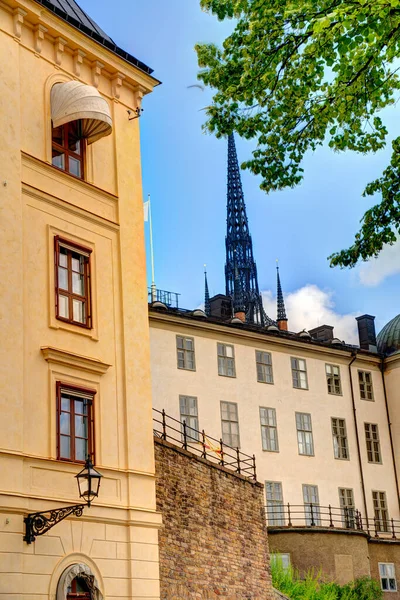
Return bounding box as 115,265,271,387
369,540,400,600
154,437,274,600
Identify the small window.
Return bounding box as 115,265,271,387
331,418,349,460
359,370,374,401
52,121,85,179
365,423,382,463
179,395,199,442
56,383,95,463
339,488,355,528
55,237,92,328
266,482,285,525
373,491,390,533
271,554,291,571
326,364,342,395
379,563,397,592
291,357,308,389
67,576,91,599
260,407,279,452
220,401,240,447
217,343,236,377
176,336,196,370
296,412,314,456
256,351,273,384
303,484,320,525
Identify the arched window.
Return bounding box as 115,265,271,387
67,576,91,599
50,81,112,181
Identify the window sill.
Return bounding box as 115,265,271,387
218,373,237,379
177,366,196,372
257,380,274,385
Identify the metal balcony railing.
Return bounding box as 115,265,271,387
148,287,180,308
266,503,400,539
153,408,257,481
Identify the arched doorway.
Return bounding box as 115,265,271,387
67,576,92,599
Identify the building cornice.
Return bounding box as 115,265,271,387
149,309,382,365
41,346,111,374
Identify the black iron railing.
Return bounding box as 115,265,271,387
266,503,400,539
148,287,180,308
153,408,257,481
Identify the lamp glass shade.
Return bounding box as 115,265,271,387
76,457,102,506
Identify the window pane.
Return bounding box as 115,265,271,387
52,126,64,146
75,415,87,438
61,396,70,412
59,249,68,268
59,294,69,318
73,299,85,323
71,255,83,273
74,400,85,415
75,437,87,462
69,156,81,178
72,271,84,296
52,149,65,170
58,267,68,290
68,131,81,154
60,435,70,458
60,412,70,435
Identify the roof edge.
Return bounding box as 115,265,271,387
33,0,155,76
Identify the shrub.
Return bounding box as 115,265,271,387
271,555,383,600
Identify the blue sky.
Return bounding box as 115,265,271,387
79,0,400,341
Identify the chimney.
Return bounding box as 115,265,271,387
234,311,246,323
356,315,377,352
210,294,233,320
277,319,288,331
309,325,334,343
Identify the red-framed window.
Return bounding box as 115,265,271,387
67,576,91,599
56,382,95,464
52,121,85,179
54,236,92,328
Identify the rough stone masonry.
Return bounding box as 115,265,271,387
155,437,275,599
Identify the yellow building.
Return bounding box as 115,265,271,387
0,0,161,598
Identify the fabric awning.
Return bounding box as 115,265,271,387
51,81,112,144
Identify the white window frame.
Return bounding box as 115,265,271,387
302,484,321,526
359,370,374,401
296,412,314,456
338,488,355,528
266,481,285,526
326,363,342,395
256,350,274,384
331,417,349,460
365,422,382,464
373,490,390,533
179,395,199,442
217,343,236,378
291,357,308,389
220,401,240,448
379,563,397,592
271,553,291,571
260,407,279,452
176,335,196,371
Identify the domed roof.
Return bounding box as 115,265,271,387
377,314,400,355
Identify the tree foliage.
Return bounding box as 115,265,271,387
195,0,400,267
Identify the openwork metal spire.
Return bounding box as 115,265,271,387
276,262,288,322
225,134,274,326
204,265,211,317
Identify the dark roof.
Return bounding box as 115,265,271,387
33,0,154,76
377,313,400,356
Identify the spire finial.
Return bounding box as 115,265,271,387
276,260,288,328
204,264,211,317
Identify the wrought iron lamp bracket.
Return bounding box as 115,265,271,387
24,503,86,544
127,107,143,120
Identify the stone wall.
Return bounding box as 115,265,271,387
155,437,274,600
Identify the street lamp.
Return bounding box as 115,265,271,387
24,457,102,544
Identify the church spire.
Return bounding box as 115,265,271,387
225,133,274,326
204,265,211,317
276,261,288,331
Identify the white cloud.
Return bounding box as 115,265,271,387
358,241,400,287
262,284,359,344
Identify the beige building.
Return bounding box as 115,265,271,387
0,0,161,598
149,302,400,592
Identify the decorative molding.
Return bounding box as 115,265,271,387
54,37,67,66
13,7,27,39
33,24,48,54
73,49,86,77
111,72,125,99
91,60,104,88
134,84,147,108
41,346,111,375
